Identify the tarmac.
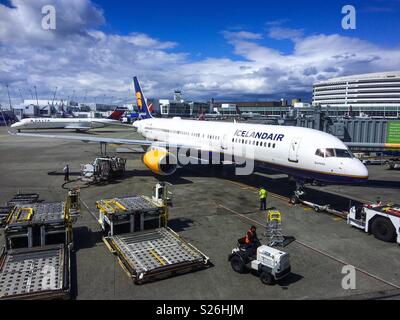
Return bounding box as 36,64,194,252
0,126,399,300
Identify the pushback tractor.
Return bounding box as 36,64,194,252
348,203,400,244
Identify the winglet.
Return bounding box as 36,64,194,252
133,77,153,119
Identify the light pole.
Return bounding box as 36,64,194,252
6,84,12,109
34,86,39,106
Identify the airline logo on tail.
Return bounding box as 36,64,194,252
133,76,153,119
108,108,125,120
136,91,143,110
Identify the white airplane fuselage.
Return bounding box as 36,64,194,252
11,118,121,131
134,117,369,184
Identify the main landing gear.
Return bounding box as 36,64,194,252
100,142,108,156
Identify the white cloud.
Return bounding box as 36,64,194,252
1,0,400,106
123,33,177,50
268,27,304,40
222,31,263,41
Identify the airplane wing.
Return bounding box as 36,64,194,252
65,124,92,131
91,121,134,128
8,131,202,150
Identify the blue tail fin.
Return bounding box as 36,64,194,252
133,76,153,119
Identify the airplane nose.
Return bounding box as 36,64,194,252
132,122,140,131
355,159,369,180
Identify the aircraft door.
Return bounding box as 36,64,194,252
220,134,228,151
288,138,301,163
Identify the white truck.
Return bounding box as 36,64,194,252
348,203,400,244
228,239,291,285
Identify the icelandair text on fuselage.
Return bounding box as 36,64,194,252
234,129,284,141
155,303,244,318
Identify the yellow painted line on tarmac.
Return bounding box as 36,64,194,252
333,217,344,221
303,208,312,212
227,180,289,203
229,180,256,191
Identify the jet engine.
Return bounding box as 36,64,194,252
142,147,177,175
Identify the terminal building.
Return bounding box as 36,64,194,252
149,90,210,117
313,71,400,118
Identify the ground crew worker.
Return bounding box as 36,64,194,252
245,225,258,245
259,187,267,210
63,164,70,182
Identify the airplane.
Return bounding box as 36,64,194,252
126,103,153,122
235,106,253,119
10,108,127,132
10,76,369,199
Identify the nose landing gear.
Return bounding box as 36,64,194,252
289,180,305,204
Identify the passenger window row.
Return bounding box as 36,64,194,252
232,138,276,149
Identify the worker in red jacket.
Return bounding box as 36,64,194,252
245,226,258,245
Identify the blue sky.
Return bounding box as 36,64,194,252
1,0,400,104
94,0,400,58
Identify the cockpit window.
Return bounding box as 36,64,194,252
325,148,335,157
315,148,353,158
315,149,325,157
335,149,352,158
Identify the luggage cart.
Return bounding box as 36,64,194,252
7,193,39,206
0,207,12,227
96,196,167,236
4,202,73,250
0,244,71,300
103,227,210,284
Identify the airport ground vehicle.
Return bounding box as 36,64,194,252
81,156,126,183
386,160,400,170
348,203,400,244
228,239,291,285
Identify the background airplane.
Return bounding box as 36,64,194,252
10,108,127,132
